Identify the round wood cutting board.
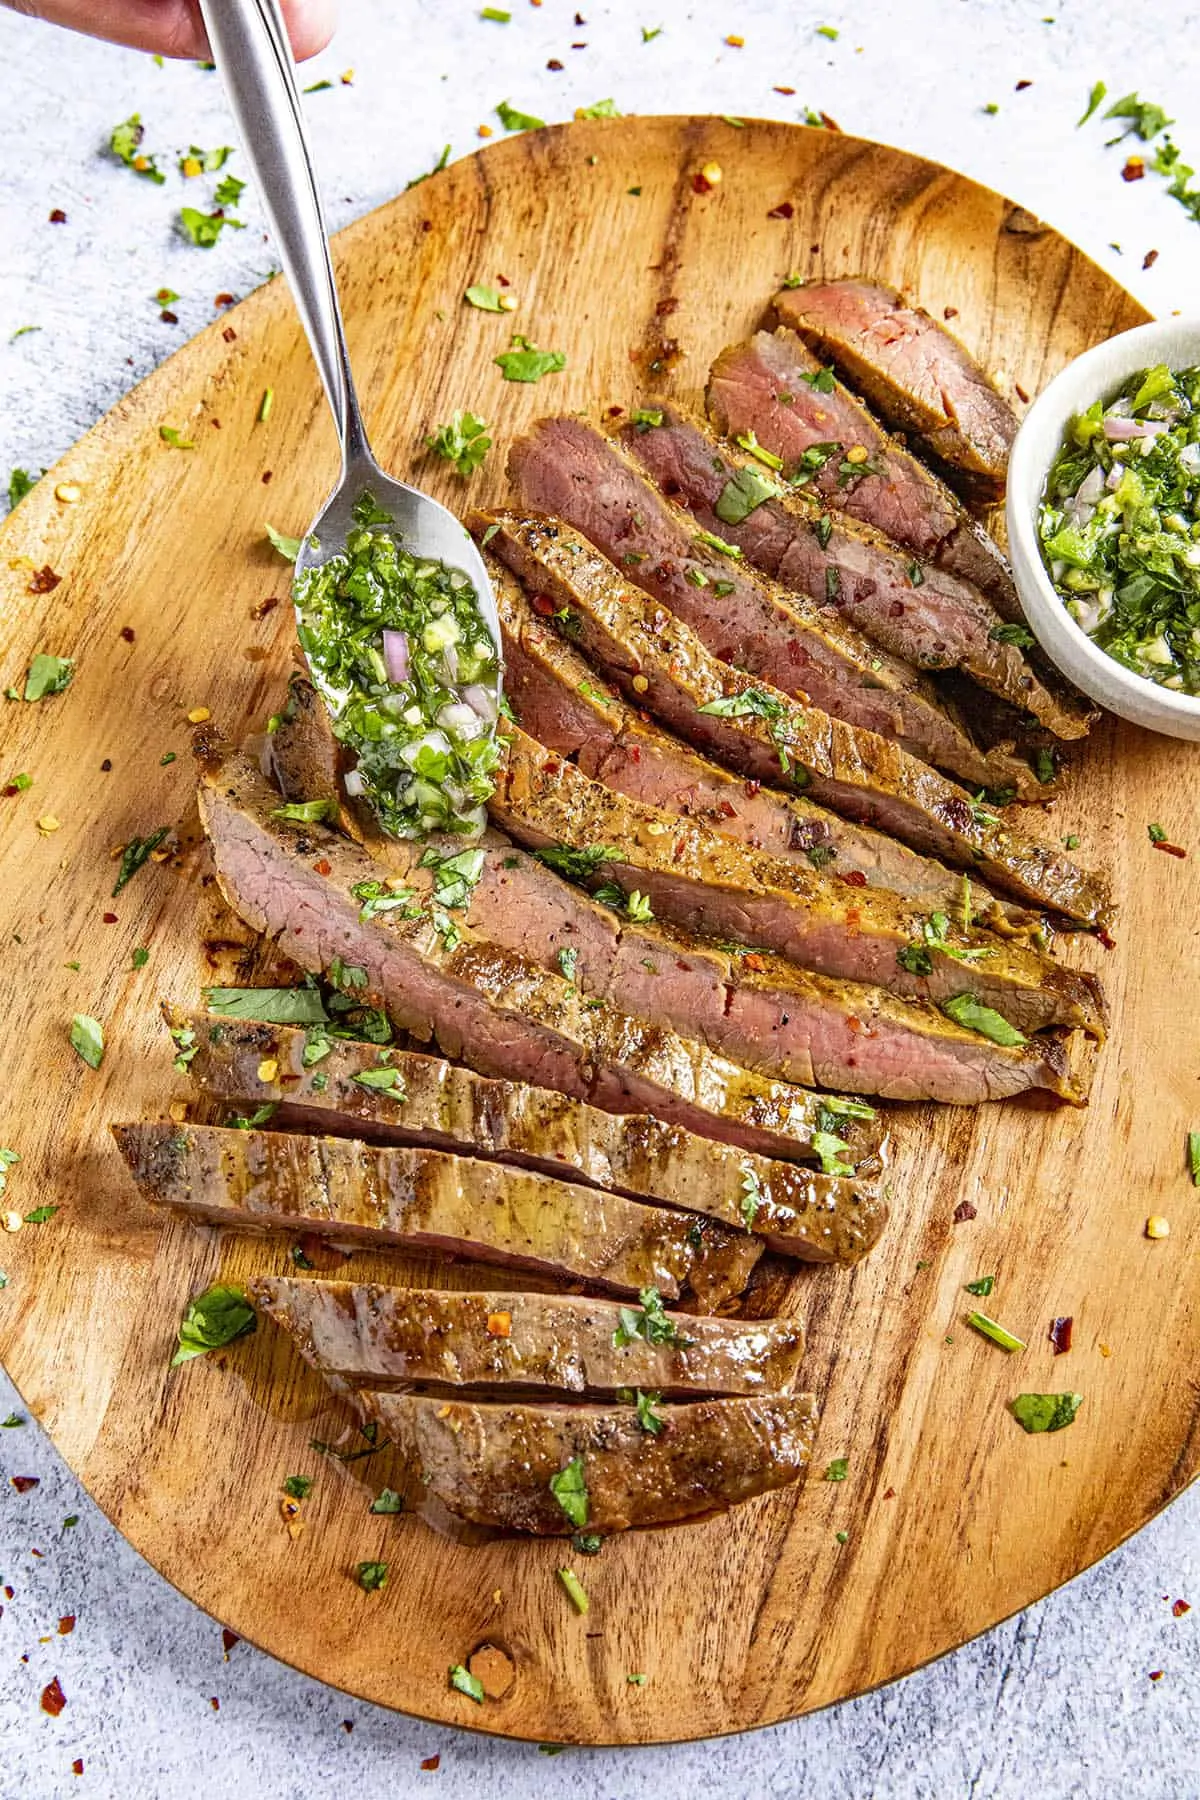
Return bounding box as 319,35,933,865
0,118,1195,1745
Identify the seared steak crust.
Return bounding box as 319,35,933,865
359,1390,819,1532
249,1279,807,1396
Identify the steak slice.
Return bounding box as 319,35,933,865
478,513,1112,928
249,1279,806,1396
495,559,1034,928
508,414,1026,788
771,278,1018,502
184,1016,887,1262
495,724,1104,1037
707,333,1094,742
619,405,1068,747
199,750,842,1160
358,1390,819,1532
113,1123,761,1307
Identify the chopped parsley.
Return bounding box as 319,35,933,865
7,468,37,509
633,1389,665,1435
965,1274,996,1297
204,986,328,1025
739,1168,763,1228
356,1560,389,1592
631,407,664,430
557,1568,590,1614
172,1282,256,1365
697,686,785,720
112,826,171,894
496,100,545,132
557,945,579,984
23,655,74,702
69,1014,104,1070
966,1311,1027,1352
370,1486,404,1514
110,114,165,183
265,523,302,560
1010,1392,1082,1434
283,1474,314,1499
823,1457,849,1481
693,527,744,560
535,843,621,881
577,99,621,119
989,622,1036,648
426,411,491,476
352,1066,406,1095
159,426,195,450
941,993,1027,1046
229,1104,277,1130
179,206,245,247
811,1128,854,1177
612,1286,691,1349
494,335,566,383
23,1205,57,1225
449,1663,485,1702
715,463,781,525
272,798,338,826
549,1455,589,1527
1148,821,1168,844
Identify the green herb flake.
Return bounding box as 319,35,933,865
965,1274,996,1297
1077,81,1107,127
557,1568,590,1614
693,527,744,560
7,468,38,508
370,1486,404,1514
229,1103,277,1131
405,145,451,190
535,843,621,882
449,1663,485,1702
426,410,492,476
811,1129,854,1177
356,1560,389,1591
112,826,170,895
496,100,546,132
158,425,195,450
571,1531,603,1555
1148,821,1168,844
549,1455,589,1527
283,1474,314,1500
941,992,1027,1047
131,947,150,970
465,284,505,312
627,1671,648,1684
634,1388,665,1435
612,1286,691,1350
172,1282,256,1366
265,523,302,560
557,945,579,985
271,798,338,825
697,686,786,721
257,388,274,424
1,1413,24,1428
824,1456,849,1481
110,114,166,183
353,1066,406,1095
739,1168,763,1229
1010,1392,1083,1434
481,6,510,18
204,986,329,1025
966,1310,1027,1353
23,1205,57,1225
495,335,566,384
1187,1129,1200,1186
179,206,245,248
816,24,839,39
23,655,74,703
577,99,621,119
69,1013,104,1070
715,463,780,525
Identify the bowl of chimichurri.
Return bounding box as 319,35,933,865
1007,319,1200,740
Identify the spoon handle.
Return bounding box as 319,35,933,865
197,0,372,470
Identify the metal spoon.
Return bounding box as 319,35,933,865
197,0,501,661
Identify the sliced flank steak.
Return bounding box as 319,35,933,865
182,1015,887,1263
619,404,1070,747
113,1123,762,1307
708,331,1019,621
198,750,849,1161
507,414,1027,788
495,724,1105,1038
358,1389,820,1533
249,1280,807,1396
478,513,1113,928
494,559,1034,928
771,277,1019,502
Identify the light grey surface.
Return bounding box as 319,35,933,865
0,1,1197,1793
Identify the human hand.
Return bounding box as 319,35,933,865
1,0,335,60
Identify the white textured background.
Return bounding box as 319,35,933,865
1,1,1197,1794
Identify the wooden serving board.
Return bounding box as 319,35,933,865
0,118,1194,1746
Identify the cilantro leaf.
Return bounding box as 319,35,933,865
179,206,245,248
634,1389,665,1434
494,336,566,383
172,1282,256,1365
1077,81,1107,127
283,1474,313,1499
576,99,621,119
1010,1392,1083,1434
7,468,37,510
612,1286,690,1349
370,1487,404,1514
549,1455,589,1527
715,464,780,525
69,1014,104,1070
158,426,195,450
426,411,492,476
940,993,1027,1047
265,523,302,561
495,100,545,132
356,1560,389,1591
535,844,621,881
697,686,786,720
110,114,165,183
824,1457,849,1481
449,1663,484,1702
271,798,338,824
203,986,329,1025
465,284,505,312
23,655,74,703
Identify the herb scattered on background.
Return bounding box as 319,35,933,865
824,1457,849,1481
1010,1392,1082,1434
576,99,621,120
426,411,492,476
110,114,165,183
633,1389,665,1435
265,523,302,560
1,1413,24,1428
557,1568,590,1614
612,1286,690,1350
990,622,1036,648
739,1168,762,1229
356,1560,389,1591
941,993,1027,1047
69,1014,104,1070
966,1311,1027,1353
811,1127,854,1177
272,798,338,825
179,206,245,248
549,1456,589,1527
370,1487,404,1514
465,284,506,312
131,947,149,970
283,1474,314,1500
228,1103,277,1130
965,1274,996,1297
7,468,38,510
449,1664,485,1702
697,686,785,720
535,843,621,882
1148,822,1167,844
112,826,170,895
203,986,328,1025
405,145,451,189
24,1205,57,1225
715,463,780,525
172,1282,255,1365
641,26,663,42
1077,81,1107,127
0,1149,19,1200
494,335,566,383
1079,88,1200,228
179,144,234,175
159,425,195,450
571,1531,603,1555
23,655,73,703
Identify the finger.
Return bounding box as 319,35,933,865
1,0,336,61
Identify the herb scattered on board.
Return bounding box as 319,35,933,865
282,1474,314,1500
23,655,73,703
405,145,451,190
159,425,195,450
965,1274,996,1297
824,1457,849,1481
571,1531,603,1555
370,1487,404,1514
549,1456,589,1527
557,1568,590,1614
612,1286,691,1350
966,1311,1027,1353
172,1282,256,1365
203,986,329,1025
24,1206,57,1225
577,99,621,120
496,100,545,132
633,1389,665,1435
110,114,166,183
449,1663,485,1702
7,468,38,509
69,1014,104,1070
739,1168,763,1229
535,844,621,882
495,336,566,383
941,993,1027,1047
697,686,785,720
179,206,245,248
1010,1392,1082,1434
112,826,170,895
356,1560,389,1592
426,411,491,476
272,798,338,825
265,523,302,560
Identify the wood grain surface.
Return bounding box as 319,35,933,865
0,117,1193,1746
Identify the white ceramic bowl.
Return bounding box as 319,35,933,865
1006,317,1200,742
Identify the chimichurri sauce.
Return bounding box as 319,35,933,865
1039,363,1200,696
294,494,503,838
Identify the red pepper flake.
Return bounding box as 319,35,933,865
49,209,67,224
773,85,795,95
1123,157,1145,183
160,310,178,324
604,404,624,419
546,58,563,70
215,292,235,307
1144,249,1159,270
313,859,332,877
574,9,585,20
29,565,62,594
655,296,680,317
342,1719,355,1733
1015,78,1033,90
840,870,868,887
210,1696,220,1711
1152,839,1187,859
742,953,767,971
262,469,273,484
767,201,794,220
1097,925,1117,950
1149,1669,1164,1681
41,1676,66,1716
100,759,112,773
692,170,715,195
11,1476,39,1493
3,1586,13,1600
222,1627,239,1656
421,1755,441,1771
58,1615,76,1635
251,597,279,621
1173,1598,1191,1617
953,1201,978,1224
1015,382,1031,404
30,1547,43,1559
222,326,237,343
119,625,136,643
944,306,959,320
882,1487,896,1500
72,1760,84,1776
102,912,118,924
1049,1315,1073,1355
